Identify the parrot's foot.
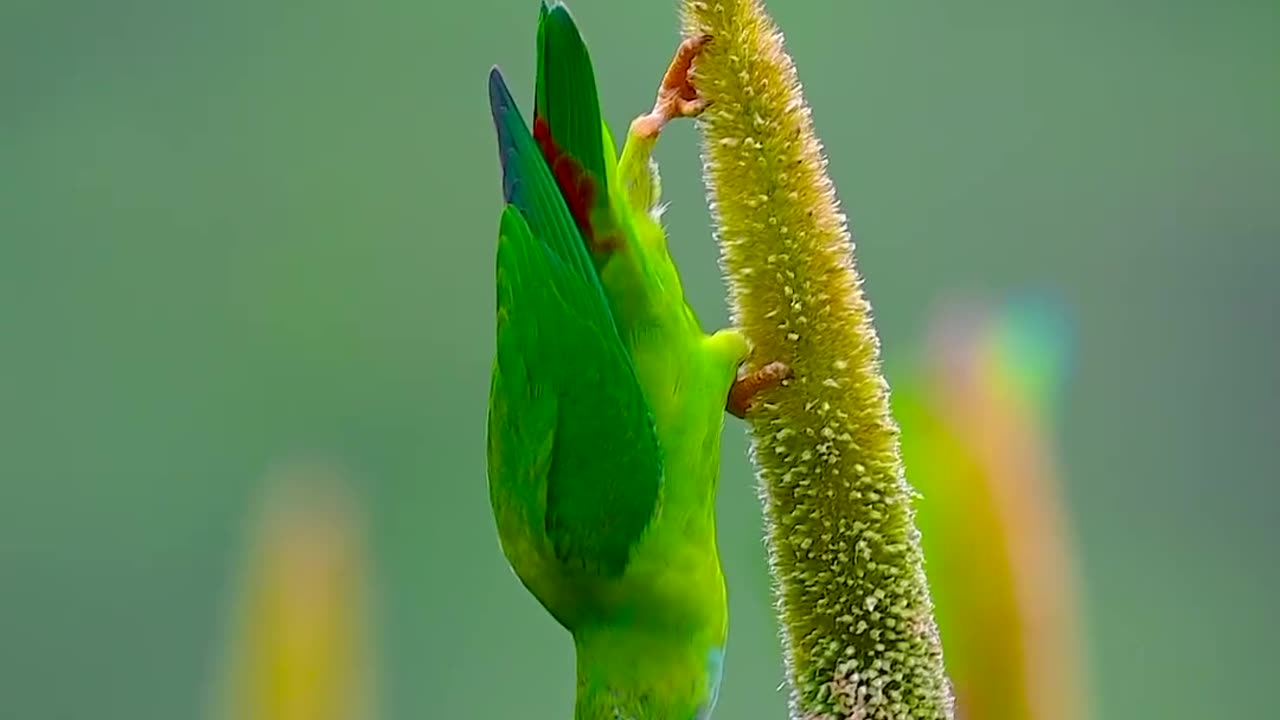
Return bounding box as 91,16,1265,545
630,33,713,141
727,361,792,419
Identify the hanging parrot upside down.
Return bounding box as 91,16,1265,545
485,3,789,719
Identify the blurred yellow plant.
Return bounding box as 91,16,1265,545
208,458,374,720
895,300,1091,720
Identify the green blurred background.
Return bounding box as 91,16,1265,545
3,0,1277,717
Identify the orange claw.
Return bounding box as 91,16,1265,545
727,361,792,419
659,33,713,114
631,33,714,139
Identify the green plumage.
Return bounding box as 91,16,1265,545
485,4,749,719
534,3,611,211
488,60,659,582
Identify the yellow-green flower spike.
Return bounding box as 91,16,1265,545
678,1,952,717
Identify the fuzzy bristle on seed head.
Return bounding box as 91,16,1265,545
679,0,953,718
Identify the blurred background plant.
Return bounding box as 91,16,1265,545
206,458,374,720
2,0,1276,718
893,296,1091,720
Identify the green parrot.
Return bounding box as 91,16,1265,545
484,3,788,719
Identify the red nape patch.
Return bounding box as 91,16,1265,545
532,116,606,250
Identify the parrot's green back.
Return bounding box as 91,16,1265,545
485,4,748,719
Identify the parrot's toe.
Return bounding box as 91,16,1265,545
673,96,712,119
659,33,713,119
632,33,715,140
727,360,792,419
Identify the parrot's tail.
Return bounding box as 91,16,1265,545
531,2,616,248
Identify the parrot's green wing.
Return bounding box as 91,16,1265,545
487,67,662,578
